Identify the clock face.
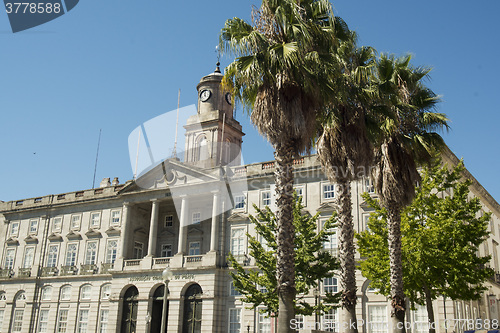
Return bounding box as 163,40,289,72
225,92,232,105
200,89,211,102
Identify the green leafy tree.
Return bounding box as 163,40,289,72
228,198,341,318
357,159,493,333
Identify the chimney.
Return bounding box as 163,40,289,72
112,177,119,186
100,178,111,188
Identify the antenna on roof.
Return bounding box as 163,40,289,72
92,129,102,189
133,128,141,180
172,89,181,159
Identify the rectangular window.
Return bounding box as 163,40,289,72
90,212,101,228
29,219,39,234
47,244,59,267
77,309,89,333
412,305,428,333
4,248,15,269
229,308,241,333
262,191,271,206
38,309,49,333
85,241,98,265
71,215,81,230
258,311,271,333
367,305,388,333
99,309,109,333
133,242,144,259
12,309,23,332
192,212,201,224
56,309,69,333
230,282,242,296
161,244,172,257
234,195,245,209
0,309,4,333
322,220,337,252
321,308,338,332
106,240,118,263
23,246,35,268
52,217,62,232
231,228,245,256
10,222,19,236
365,177,375,193
189,242,200,256
164,215,173,227
323,184,335,200
65,243,78,266
323,277,338,294
294,186,305,204
111,210,121,225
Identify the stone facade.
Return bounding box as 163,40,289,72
0,67,500,333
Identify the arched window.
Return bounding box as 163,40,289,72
80,284,92,300
121,286,139,333
60,285,71,301
101,283,111,300
41,286,52,301
183,284,202,333
195,135,208,162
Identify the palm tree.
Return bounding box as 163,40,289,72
370,54,449,333
219,1,343,331
316,31,375,333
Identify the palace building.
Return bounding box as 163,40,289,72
1,65,500,333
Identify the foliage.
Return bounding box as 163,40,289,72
357,159,493,307
228,197,341,317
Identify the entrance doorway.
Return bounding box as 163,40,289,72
151,285,168,333
182,284,203,333
121,286,139,333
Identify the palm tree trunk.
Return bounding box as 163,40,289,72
386,205,406,333
336,179,358,333
423,285,435,333
274,141,296,333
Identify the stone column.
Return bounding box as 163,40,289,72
210,192,220,252
119,202,131,259
147,199,159,257
177,196,188,255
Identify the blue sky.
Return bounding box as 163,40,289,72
1,1,499,203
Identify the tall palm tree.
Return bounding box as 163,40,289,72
219,1,343,331
370,54,449,333
317,31,375,333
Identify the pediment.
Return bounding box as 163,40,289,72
66,230,82,240
85,229,102,238
119,159,224,194
48,233,63,241
317,202,336,212
134,227,147,235
359,200,376,211
24,235,38,244
105,226,121,236
187,226,203,236
227,213,248,222
6,237,19,245
160,229,176,237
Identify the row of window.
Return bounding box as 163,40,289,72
229,278,337,297
3,239,118,271
0,307,110,333
8,210,122,238
233,180,375,211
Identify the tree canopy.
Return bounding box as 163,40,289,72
228,198,341,317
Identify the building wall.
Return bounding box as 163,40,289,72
0,153,499,333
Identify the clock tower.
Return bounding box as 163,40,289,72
184,63,244,168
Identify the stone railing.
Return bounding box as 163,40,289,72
185,256,202,263
60,265,78,276
153,257,170,266
124,259,141,267
101,263,114,274
18,268,31,278
0,268,14,278
41,267,58,277
80,264,98,275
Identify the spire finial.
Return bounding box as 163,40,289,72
215,45,221,73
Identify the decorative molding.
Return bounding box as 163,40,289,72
48,233,63,241
85,229,102,238
6,237,19,246
24,235,38,244
105,226,121,236
66,230,82,240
